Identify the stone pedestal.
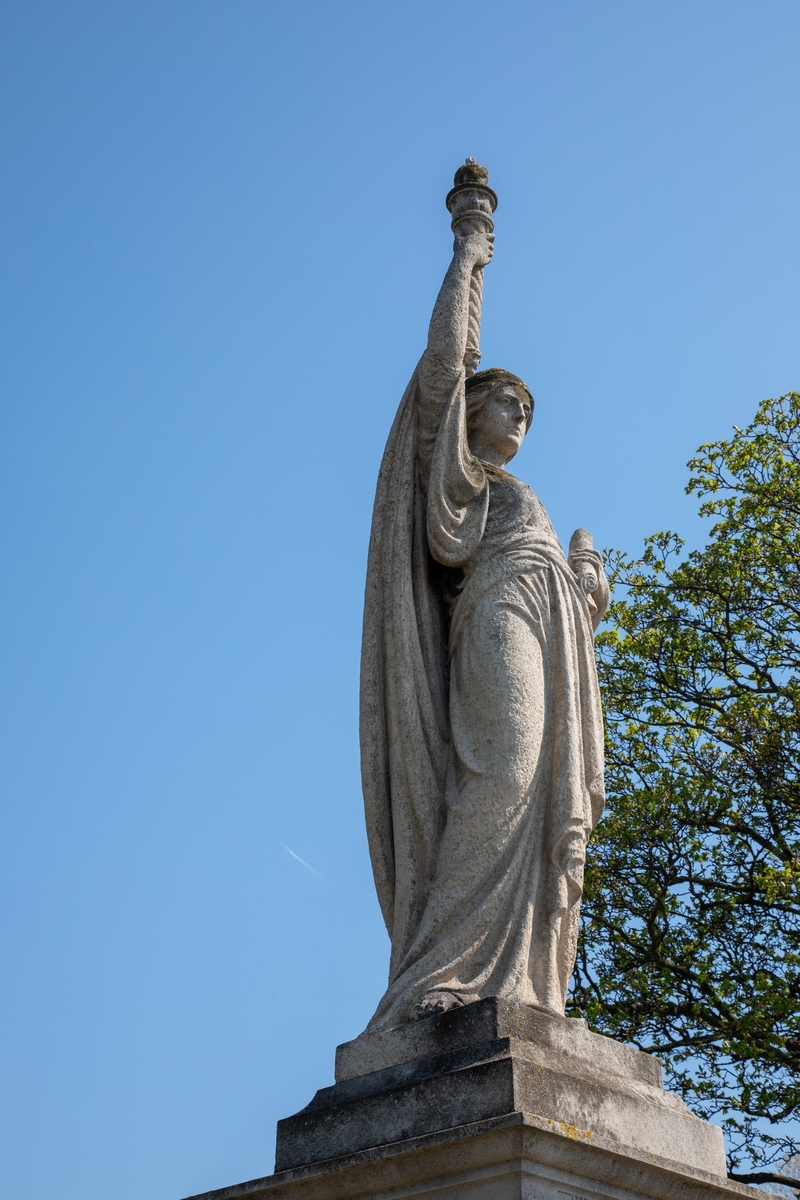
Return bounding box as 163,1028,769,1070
182,1000,772,1200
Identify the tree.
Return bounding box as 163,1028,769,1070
571,393,800,1187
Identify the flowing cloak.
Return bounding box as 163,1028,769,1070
360,352,605,1031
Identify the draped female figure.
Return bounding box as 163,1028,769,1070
360,188,608,1032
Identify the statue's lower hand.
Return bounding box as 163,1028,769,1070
569,548,610,629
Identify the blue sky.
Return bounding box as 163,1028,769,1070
2,3,799,1197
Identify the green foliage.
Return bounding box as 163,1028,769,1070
571,393,800,1180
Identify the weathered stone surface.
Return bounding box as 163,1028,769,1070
182,1112,766,1200
335,996,661,1086
274,999,725,1176
360,160,610,1032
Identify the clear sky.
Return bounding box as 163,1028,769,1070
2,3,799,1197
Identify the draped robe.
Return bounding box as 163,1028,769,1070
360,351,605,1032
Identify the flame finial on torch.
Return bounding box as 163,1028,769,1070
446,158,498,213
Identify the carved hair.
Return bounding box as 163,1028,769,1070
465,368,534,432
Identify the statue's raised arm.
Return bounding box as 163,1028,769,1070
424,158,495,378
360,161,607,1034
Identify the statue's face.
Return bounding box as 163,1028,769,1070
468,383,531,466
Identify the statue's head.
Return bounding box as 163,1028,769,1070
465,368,534,466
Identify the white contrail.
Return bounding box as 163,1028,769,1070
285,847,326,880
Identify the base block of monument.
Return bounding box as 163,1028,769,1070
183,1000,763,1200
278,999,724,1175
183,1113,771,1200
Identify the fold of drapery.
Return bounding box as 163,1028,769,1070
365,535,604,1030
360,364,454,979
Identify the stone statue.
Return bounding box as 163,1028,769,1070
360,160,609,1033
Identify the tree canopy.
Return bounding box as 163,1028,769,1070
571,393,800,1187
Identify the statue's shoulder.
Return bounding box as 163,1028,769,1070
484,464,536,498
